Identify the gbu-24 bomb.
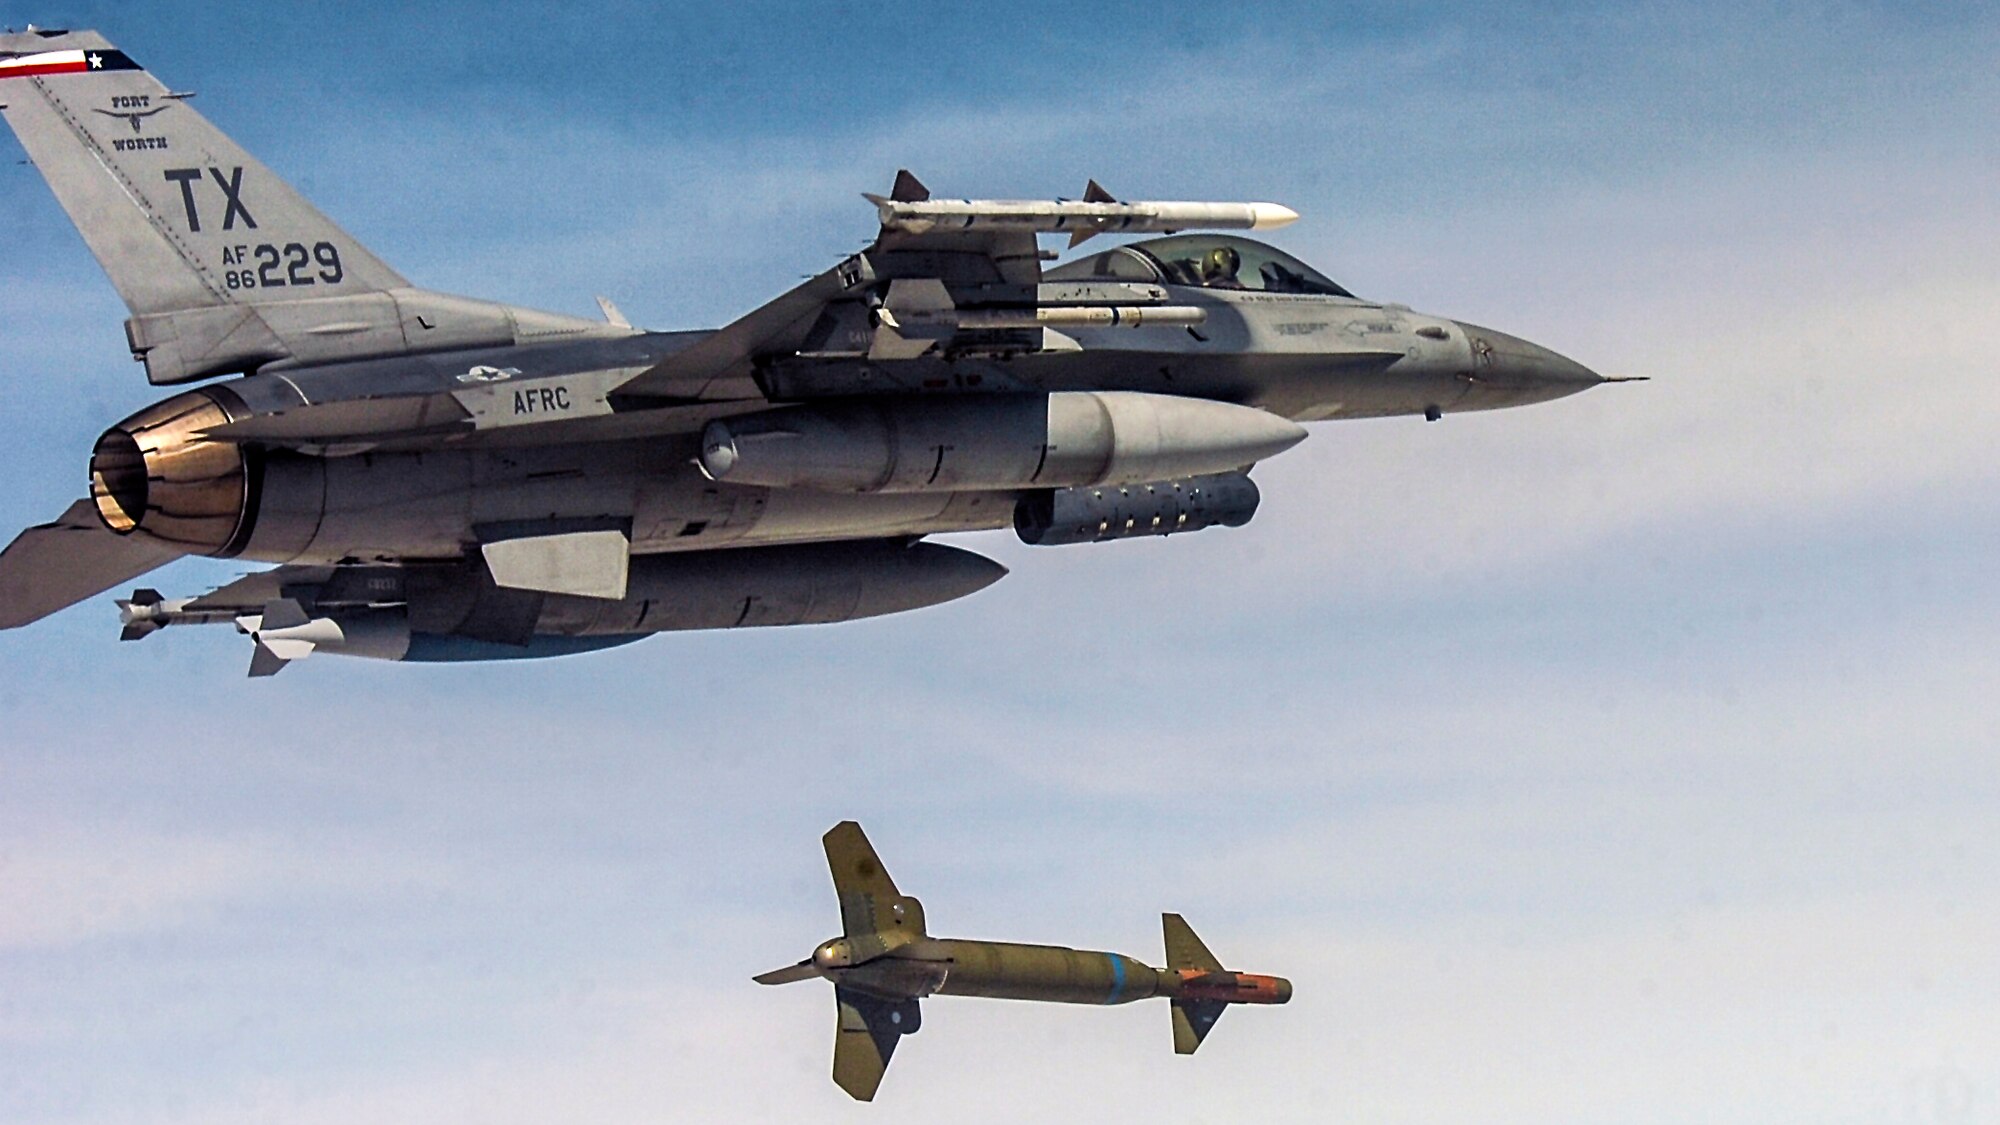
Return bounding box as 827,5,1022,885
756,821,1292,1101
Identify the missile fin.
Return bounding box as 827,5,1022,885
833,986,917,1101
259,598,311,631
117,587,167,641
824,821,927,940
1065,179,1119,246
247,641,291,678
1171,998,1227,1055
1164,913,1224,973
889,169,929,203
753,959,822,986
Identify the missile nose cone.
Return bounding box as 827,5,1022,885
1272,976,1294,1004
1248,202,1299,230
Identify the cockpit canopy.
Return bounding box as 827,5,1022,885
1044,234,1355,297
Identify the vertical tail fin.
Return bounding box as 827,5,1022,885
2,29,615,385
0,28,406,319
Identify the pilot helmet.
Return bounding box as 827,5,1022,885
1203,244,1241,281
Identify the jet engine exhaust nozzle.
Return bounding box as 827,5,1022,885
88,388,254,555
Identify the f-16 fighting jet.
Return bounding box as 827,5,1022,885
0,28,1625,675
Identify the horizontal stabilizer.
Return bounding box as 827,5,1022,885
0,500,182,629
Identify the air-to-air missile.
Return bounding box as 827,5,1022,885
868,174,1299,246
756,821,1292,1101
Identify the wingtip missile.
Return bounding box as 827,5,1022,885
869,181,1303,242
862,170,934,223
1248,202,1300,230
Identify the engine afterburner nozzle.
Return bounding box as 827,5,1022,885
88,387,253,554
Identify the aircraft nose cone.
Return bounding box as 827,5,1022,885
1455,322,1602,390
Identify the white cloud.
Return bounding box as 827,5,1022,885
52,890,1990,1125
0,831,274,953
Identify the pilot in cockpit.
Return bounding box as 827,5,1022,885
1199,244,1246,289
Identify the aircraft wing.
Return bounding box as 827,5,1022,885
0,500,183,629
611,266,868,401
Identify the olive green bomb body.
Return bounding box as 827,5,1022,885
755,821,1292,1101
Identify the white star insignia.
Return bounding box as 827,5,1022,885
88,54,103,69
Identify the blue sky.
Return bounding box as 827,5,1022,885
2,2,1997,1122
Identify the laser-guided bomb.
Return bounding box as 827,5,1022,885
757,822,1292,1101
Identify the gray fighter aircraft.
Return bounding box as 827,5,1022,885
0,28,1625,675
